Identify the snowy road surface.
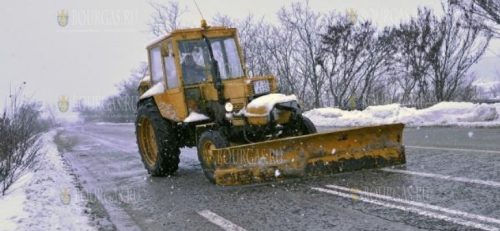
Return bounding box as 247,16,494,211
58,123,500,230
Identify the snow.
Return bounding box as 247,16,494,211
147,35,168,48
55,111,83,124
245,93,297,116
274,169,281,177
305,102,500,127
139,82,165,100
0,173,31,230
184,112,210,123
0,130,95,230
140,75,150,83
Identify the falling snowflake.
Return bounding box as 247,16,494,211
275,169,281,177
331,148,337,155
468,131,474,138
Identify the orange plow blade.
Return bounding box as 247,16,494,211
211,123,406,185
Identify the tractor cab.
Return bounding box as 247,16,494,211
139,22,278,126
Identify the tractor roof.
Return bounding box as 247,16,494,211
147,25,237,49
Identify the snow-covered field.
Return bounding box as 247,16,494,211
0,130,94,231
305,102,500,127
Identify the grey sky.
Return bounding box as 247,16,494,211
1,0,498,111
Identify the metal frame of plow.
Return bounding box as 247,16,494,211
212,123,406,185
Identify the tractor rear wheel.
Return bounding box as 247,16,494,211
197,130,229,183
136,98,180,176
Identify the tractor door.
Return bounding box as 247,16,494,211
152,41,188,121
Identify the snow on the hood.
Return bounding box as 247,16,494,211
0,130,95,230
304,102,500,127
139,82,165,100
184,112,210,123
245,93,297,116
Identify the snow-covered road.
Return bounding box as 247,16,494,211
47,123,500,231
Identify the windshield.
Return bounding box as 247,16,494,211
178,37,244,85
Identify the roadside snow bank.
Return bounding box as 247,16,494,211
305,102,500,127
0,130,95,230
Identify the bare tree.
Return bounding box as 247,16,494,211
148,1,187,37
427,5,492,102
451,0,500,36
212,14,273,77
317,15,378,109
238,15,272,77
278,1,325,108
263,24,300,96
390,8,441,105
1,86,45,195
117,62,149,97
356,27,395,107
76,63,150,123
212,13,235,27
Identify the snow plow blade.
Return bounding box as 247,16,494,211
212,123,405,186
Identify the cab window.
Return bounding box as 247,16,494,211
211,38,244,79
149,46,164,84
164,42,179,89
178,37,244,85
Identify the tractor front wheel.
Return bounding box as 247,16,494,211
283,115,317,137
300,116,317,134
197,130,229,183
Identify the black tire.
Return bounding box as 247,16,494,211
300,116,317,134
135,98,180,176
197,130,229,183
283,115,317,137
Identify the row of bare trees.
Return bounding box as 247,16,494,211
78,0,497,122
206,1,494,109
76,63,148,122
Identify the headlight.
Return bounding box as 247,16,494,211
253,80,271,95
225,102,234,112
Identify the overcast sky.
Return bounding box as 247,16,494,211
1,0,498,111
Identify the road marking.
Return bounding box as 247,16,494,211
325,184,500,226
312,187,499,231
381,168,500,188
406,145,500,154
197,210,247,231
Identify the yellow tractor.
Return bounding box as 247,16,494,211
136,21,405,185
